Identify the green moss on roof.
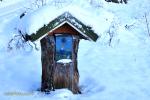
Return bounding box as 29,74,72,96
30,12,99,42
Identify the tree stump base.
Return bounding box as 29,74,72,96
53,62,80,94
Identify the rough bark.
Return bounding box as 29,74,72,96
41,35,80,94
71,35,80,93
40,35,55,91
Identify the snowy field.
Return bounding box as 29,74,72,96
0,0,150,100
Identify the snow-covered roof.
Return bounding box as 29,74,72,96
18,5,114,42
29,11,99,41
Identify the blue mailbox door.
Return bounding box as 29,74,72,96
55,34,73,61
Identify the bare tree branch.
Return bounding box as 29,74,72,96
144,13,150,37
8,30,39,51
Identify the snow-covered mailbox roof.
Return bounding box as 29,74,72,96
29,12,98,42
19,6,99,94
19,6,99,42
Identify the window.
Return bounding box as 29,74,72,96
55,35,73,61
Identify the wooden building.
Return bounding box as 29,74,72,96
25,12,99,94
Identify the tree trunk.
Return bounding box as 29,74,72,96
40,35,55,91
40,35,80,94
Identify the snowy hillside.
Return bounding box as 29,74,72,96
0,0,150,100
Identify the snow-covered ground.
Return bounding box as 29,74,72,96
0,0,150,100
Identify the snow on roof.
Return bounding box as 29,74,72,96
18,4,114,39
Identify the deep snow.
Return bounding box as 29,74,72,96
0,0,150,100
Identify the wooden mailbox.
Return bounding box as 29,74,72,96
26,12,98,94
